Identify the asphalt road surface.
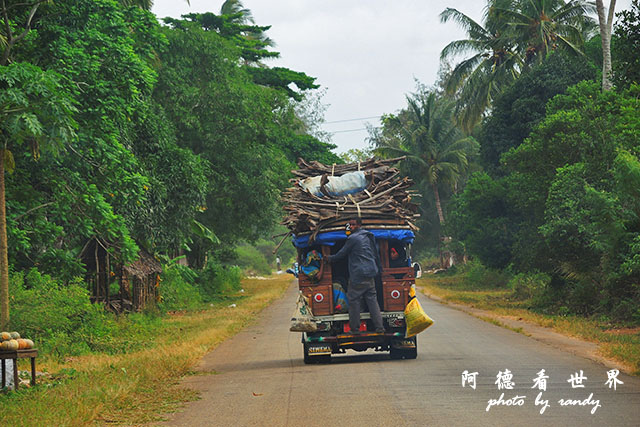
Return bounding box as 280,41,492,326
162,283,640,427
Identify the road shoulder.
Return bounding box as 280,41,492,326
421,290,635,375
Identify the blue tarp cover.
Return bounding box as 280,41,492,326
293,229,415,248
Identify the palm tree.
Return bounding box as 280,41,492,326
375,92,479,225
440,1,522,132
496,0,596,64
220,0,254,22
220,0,275,53
440,0,595,132
595,0,617,90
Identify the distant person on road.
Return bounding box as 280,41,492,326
276,256,281,272
325,218,385,334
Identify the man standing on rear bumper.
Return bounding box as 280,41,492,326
326,218,385,334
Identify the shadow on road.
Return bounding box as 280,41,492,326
327,353,392,364
208,352,412,374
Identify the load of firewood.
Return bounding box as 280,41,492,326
280,157,420,243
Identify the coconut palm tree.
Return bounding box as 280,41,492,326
440,1,522,132
496,0,596,64
220,0,275,49
595,0,617,90
376,92,479,225
220,0,254,22
440,0,595,132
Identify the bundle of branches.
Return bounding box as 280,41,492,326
281,157,420,243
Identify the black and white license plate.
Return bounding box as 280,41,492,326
308,345,331,355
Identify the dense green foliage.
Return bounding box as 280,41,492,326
479,52,596,172
370,88,478,253
0,0,638,361
9,269,164,358
371,1,640,322
451,82,640,320
0,0,337,337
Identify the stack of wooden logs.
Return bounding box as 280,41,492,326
281,157,420,242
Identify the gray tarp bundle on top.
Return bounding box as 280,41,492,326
298,171,367,197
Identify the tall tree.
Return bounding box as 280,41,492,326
497,0,595,64
441,0,595,131
440,2,522,132
479,51,596,172
612,0,640,89
0,0,50,65
0,63,76,328
595,0,617,90
374,92,478,225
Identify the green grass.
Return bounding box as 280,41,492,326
0,275,293,425
419,274,640,375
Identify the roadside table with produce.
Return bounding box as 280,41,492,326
1,331,37,389
1,349,38,389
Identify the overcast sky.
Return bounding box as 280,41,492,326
152,0,632,154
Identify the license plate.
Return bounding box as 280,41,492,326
393,340,416,349
308,345,331,355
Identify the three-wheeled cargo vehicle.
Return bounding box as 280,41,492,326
293,226,417,363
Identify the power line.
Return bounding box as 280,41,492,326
324,115,382,124
329,127,380,134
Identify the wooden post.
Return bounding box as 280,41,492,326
94,242,100,300
105,252,110,306
12,357,18,389
30,356,35,386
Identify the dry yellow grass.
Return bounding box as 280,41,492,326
0,275,292,426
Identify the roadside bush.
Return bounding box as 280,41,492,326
9,269,115,357
198,259,243,300
234,244,272,276
9,268,165,359
460,260,511,288
509,272,550,301
159,264,203,311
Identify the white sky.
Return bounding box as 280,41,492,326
152,0,632,154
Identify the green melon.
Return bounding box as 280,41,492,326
9,331,20,339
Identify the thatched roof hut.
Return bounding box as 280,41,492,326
81,238,162,312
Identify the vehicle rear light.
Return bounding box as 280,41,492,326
390,289,401,299
314,293,324,303
343,320,367,333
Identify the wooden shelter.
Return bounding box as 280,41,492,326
121,250,162,311
81,238,162,313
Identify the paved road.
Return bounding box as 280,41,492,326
162,283,640,427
